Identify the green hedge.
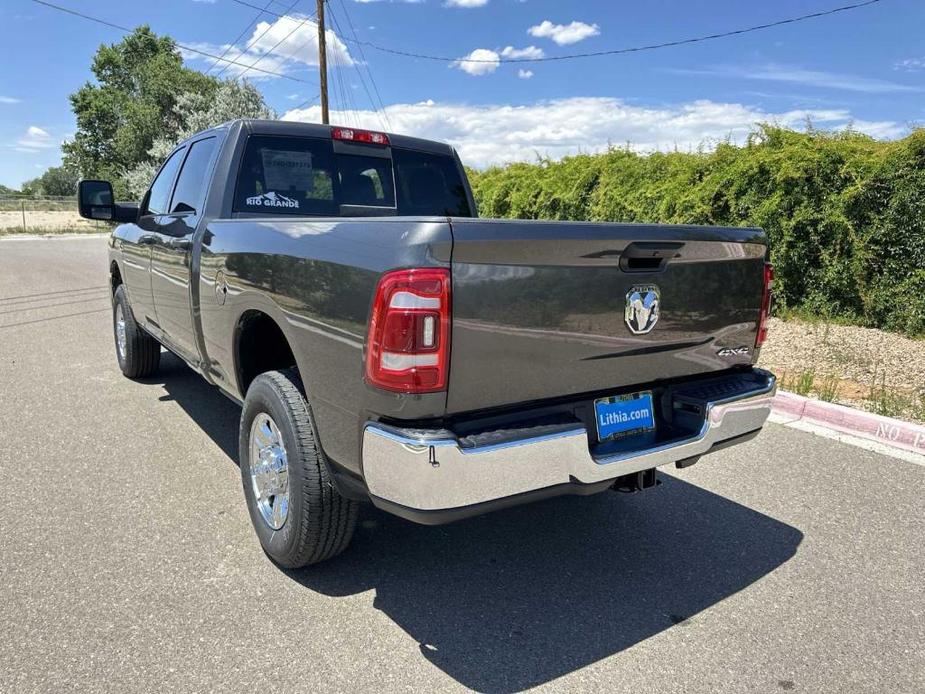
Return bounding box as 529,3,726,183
467,126,925,337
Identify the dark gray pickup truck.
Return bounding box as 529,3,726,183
78,119,776,567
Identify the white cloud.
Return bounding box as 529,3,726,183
0,96,20,104
14,126,56,153
669,64,922,94
282,97,904,169
501,45,544,60
180,14,354,78
518,69,534,79
454,46,544,76
453,48,500,76
528,20,600,46
445,0,490,6
895,57,925,72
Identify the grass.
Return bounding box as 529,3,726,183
782,368,816,396
0,201,76,212
866,375,925,420
816,374,840,402
778,366,924,423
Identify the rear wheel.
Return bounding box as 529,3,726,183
239,369,358,568
112,285,160,379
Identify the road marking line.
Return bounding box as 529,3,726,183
0,307,108,330
769,415,925,466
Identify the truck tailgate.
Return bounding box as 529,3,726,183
446,219,767,414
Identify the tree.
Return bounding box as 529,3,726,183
62,26,218,195
20,165,80,197
124,80,277,197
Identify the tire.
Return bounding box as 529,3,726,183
113,284,160,379
239,369,358,568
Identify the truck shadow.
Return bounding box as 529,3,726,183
292,486,802,692
146,352,242,461
151,352,803,693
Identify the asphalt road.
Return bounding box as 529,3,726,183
1,236,922,694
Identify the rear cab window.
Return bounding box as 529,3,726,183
233,134,471,217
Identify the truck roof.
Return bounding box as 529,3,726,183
193,118,457,158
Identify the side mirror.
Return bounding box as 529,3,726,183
78,180,114,220
78,180,140,223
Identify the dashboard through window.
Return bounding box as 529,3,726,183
335,153,395,208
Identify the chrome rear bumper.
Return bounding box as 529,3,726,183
362,369,776,519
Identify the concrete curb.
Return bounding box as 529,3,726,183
772,391,925,457
0,232,109,242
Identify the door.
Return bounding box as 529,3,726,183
124,146,185,324
149,136,218,363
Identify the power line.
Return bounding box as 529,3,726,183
205,0,276,74
335,0,392,130
344,0,888,64
327,1,379,129
288,93,321,111
235,6,319,82
326,6,357,127
31,0,315,84
230,0,299,19
214,0,303,80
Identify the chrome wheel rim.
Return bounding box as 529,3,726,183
249,413,290,530
115,304,127,361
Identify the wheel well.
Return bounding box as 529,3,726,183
110,261,123,294
236,310,298,395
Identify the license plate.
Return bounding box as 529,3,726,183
594,391,656,442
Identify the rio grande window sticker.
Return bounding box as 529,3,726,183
261,148,315,192
245,191,300,209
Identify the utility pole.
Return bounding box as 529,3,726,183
316,0,329,125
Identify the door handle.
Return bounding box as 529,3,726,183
138,235,157,245
619,242,684,273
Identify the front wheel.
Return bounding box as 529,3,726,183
112,285,160,379
239,369,358,568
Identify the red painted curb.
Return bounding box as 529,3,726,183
771,392,925,456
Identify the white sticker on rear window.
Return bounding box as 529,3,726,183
261,149,314,192
245,192,300,209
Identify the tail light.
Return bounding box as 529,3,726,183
332,127,390,146
756,262,774,347
365,268,450,393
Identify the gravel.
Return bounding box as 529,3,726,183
758,317,925,421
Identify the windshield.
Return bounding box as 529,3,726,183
233,135,471,217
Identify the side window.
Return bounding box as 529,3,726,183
145,147,186,216
393,148,471,217
169,137,217,214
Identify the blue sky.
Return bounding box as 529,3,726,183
1,0,923,188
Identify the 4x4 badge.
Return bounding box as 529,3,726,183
717,346,750,357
